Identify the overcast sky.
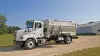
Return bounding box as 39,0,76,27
0,0,100,28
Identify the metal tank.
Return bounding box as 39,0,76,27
43,19,77,38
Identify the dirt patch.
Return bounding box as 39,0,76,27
0,35,100,56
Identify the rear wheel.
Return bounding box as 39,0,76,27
24,39,36,50
64,36,72,44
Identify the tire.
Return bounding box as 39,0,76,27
24,39,36,50
64,36,72,44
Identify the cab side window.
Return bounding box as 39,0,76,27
38,23,42,28
35,22,42,28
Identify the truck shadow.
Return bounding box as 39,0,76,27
0,46,25,52
0,43,65,52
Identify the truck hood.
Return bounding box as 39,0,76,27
16,28,33,35
15,28,33,41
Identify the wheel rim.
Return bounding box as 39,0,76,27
27,41,34,48
67,37,71,43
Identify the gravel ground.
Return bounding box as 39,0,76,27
0,35,100,56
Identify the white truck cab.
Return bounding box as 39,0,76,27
15,21,43,41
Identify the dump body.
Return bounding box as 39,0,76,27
43,19,77,38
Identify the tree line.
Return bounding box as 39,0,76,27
0,13,20,35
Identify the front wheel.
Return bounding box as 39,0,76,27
24,39,36,50
64,36,72,44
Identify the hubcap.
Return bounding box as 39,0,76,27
27,41,34,48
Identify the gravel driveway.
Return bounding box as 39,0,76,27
0,35,100,56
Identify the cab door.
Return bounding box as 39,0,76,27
33,22,43,38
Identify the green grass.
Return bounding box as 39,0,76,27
0,34,14,47
54,47,100,56
76,33,96,36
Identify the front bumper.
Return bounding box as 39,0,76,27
13,40,24,45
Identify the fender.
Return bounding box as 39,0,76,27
22,34,38,42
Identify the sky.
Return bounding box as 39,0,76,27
0,0,100,28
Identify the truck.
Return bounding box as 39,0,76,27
14,19,77,50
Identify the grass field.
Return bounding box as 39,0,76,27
0,34,14,47
55,47,100,56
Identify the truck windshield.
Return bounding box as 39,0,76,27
26,22,34,28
